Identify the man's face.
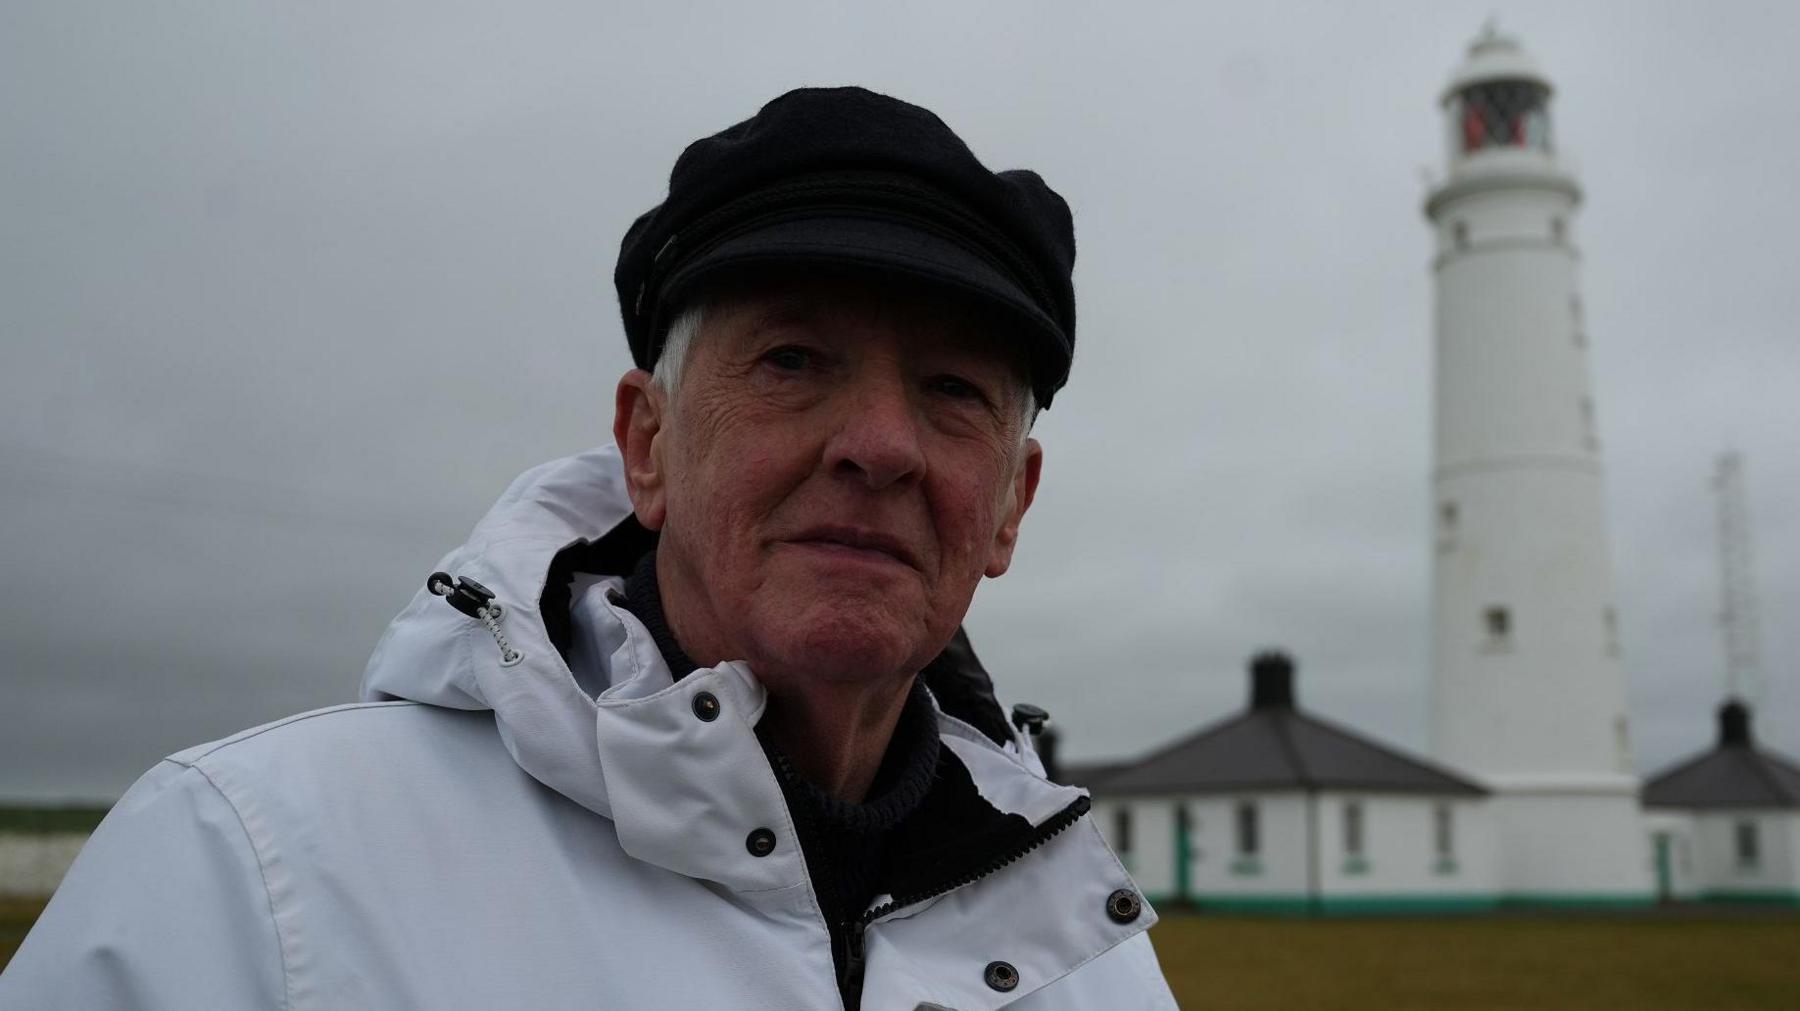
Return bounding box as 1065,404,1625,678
615,273,1042,690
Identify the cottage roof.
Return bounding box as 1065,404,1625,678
1643,700,1800,810
1057,761,1131,791
1091,653,1487,797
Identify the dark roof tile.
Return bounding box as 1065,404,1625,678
1093,707,1485,797
1643,746,1800,810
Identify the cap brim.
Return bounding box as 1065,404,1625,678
660,215,1070,402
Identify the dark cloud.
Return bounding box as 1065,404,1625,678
4,1,1797,800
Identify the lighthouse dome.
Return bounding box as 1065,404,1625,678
1441,22,1552,105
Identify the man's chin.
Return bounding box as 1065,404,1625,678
749,604,934,684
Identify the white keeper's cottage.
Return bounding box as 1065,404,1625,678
1641,700,1800,905
1075,654,1499,914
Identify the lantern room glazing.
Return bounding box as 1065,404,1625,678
1449,79,1553,157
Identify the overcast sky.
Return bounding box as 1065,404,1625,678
4,1,1796,801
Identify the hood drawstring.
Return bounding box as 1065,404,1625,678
427,571,524,668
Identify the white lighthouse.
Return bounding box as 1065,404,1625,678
1424,26,1651,904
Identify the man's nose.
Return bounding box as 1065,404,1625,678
824,374,927,491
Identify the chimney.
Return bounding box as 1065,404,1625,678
1719,698,1753,747
1250,651,1296,710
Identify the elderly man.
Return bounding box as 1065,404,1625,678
2,88,1175,1009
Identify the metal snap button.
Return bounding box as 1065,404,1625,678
1106,888,1143,924
745,828,777,857
692,691,721,722
983,960,1019,992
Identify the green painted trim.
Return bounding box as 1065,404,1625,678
1228,857,1263,877
1700,890,1800,906
1340,857,1371,876
1498,893,1657,910
1432,858,1459,876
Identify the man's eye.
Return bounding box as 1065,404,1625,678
928,375,988,402
762,346,815,371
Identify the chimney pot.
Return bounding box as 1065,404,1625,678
1250,651,1296,710
1719,698,1752,747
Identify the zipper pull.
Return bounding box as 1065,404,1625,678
839,919,868,1008
427,571,524,668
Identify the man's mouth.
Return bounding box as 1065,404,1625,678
787,525,919,569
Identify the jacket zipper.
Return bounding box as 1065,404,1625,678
427,571,524,667
839,919,867,1007
841,793,1092,987
768,706,1092,1008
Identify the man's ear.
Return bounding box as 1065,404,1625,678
984,437,1043,578
613,369,669,531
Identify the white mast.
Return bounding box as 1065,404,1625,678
1423,24,1650,903
1713,452,1764,708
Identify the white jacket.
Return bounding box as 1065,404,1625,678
2,447,1176,1010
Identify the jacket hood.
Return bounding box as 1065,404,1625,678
358,444,650,779
359,446,1087,896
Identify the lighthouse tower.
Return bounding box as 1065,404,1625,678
1424,26,1650,903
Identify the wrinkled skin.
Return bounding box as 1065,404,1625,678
613,273,1042,798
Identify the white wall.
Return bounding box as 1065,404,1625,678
1693,810,1800,898
1315,794,1497,900
1184,794,1308,899
1490,789,1650,898
1094,792,1501,907
1091,793,1308,901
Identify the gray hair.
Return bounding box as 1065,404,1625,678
651,301,1039,440
650,302,707,404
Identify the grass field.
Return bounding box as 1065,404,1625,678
6,899,1799,1006
1150,913,1800,1009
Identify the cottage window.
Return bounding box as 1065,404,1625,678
1736,820,1760,869
1235,801,1259,856
1343,801,1365,857
1434,804,1454,859
1113,807,1132,855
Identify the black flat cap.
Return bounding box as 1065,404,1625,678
615,86,1077,407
